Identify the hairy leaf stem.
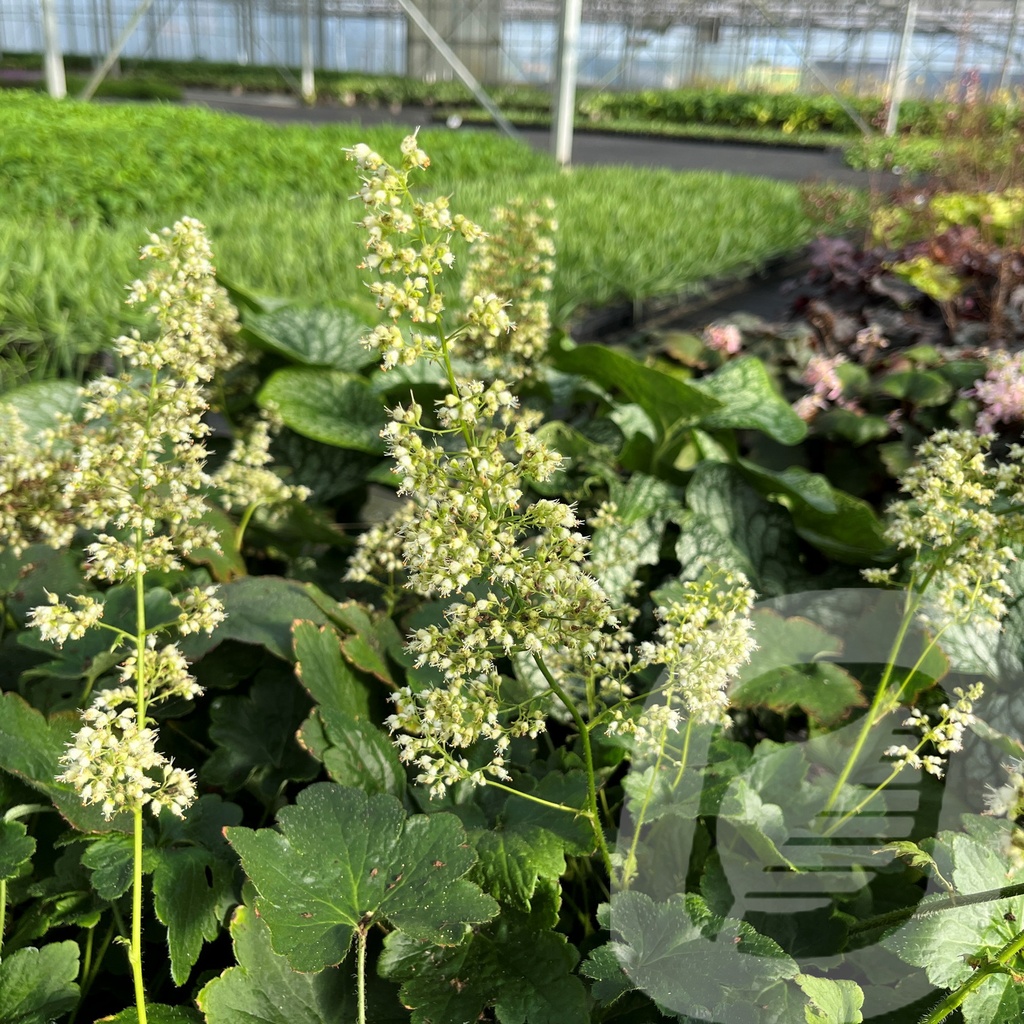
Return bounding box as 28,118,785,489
920,923,1024,1024
849,880,1024,937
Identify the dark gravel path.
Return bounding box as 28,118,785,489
182,88,895,189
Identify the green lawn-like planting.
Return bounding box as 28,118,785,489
1,93,815,387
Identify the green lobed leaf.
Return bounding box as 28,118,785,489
0,819,35,882
379,908,589,1024
293,620,373,720
242,306,377,371
468,826,568,912
151,847,232,986
297,707,405,798
197,901,406,1024
227,783,498,972
293,619,404,797
0,941,79,1024
96,1006,201,1023
694,356,807,445
796,974,865,1023
597,892,798,1024
883,817,1024,1023
258,368,386,453
81,833,134,900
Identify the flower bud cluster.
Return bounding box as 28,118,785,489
15,219,240,822
634,568,757,728
213,412,310,524
863,430,1024,627
456,197,557,379
884,682,984,779
346,134,496,371
58,704,196,820
346,136,759,797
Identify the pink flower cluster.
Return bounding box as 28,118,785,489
793,353,852,421
969,350,1024,434
703,323,742,356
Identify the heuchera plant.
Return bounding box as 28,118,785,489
5,135,1024,1024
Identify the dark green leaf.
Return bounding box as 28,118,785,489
0,941,79,1024
96,1006,201,1023
151,847,228,985
227,783,498,972
197,902,400,1024
731,610,865,726
879,369,953,407
293,620,372,720
694,357,807,445
271,429,379,503
788,487,891,563
0,544,86,627
550,342,720,436
81,833,134,900
258,368,386,453
0,819,34,882
297,707,405,798
244,306,376,371
379,909,589,1024
469,826,567,912
204,669,319,795
181,576,331,662
736,461,838,514
0,693,129,833
815,409,892,445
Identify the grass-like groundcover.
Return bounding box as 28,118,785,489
1,93,816,387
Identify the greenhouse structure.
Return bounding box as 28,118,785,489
2,0,1024,99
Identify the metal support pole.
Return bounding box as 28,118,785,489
885,0,917,137
40,0,67,99
552,0,582,165
301,0,315,103
81,0,157,99
1000,0,1023,94
392,0,521,141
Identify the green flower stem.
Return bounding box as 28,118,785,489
0,877,6,962
129,546,149,1024
621,716,694,891
129,806,147,1024
849,881,1024,937
484,779,590,816
920,924,1024,1024
825,590,921,812
356,924,368,1024
532,653,614,878
234,500,261,553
